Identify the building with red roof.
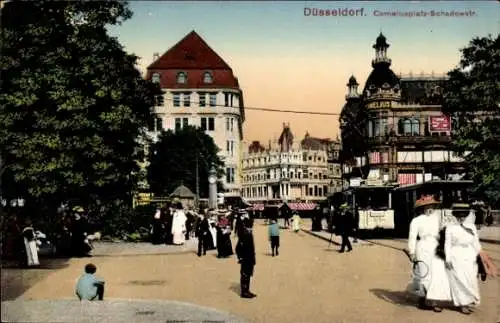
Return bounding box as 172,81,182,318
145,31,245,197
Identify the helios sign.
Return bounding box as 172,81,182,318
428,114,451,132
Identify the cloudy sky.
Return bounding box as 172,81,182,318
108,1,498,142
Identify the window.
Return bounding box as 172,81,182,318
201,117,207,131
404,119,412,135
208,117,215,131
175,118,181,131
155,117,163,131
183,93,190,107
173,93,180,107
226,140,230,154
411,119,420,135
199,93,206,107
230,141,234,156
309,187,313,196
226,167,235,183
176,72,187,84
230,118,234,132
203,72,213,84
209,93,217,107
182,118,188,128
226,118,230,131
151,73,161,84
224,93,229,107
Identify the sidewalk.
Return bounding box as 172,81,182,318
1,299,248,323
478,225,500,245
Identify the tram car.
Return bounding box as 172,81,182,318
343,179,475,238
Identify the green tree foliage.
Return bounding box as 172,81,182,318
0,1,160,212
442,34,500,207
147,126,224,198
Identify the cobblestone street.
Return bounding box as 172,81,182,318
2,219,499,322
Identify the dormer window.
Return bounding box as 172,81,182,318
382,83,390,89
176,72,187,84
151,73,161,84
203,72,213,84
369,84,376,90
394,84,400,93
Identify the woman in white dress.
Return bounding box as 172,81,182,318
444,203,481,315
171,203,187,245
291,212,301,233
407,196,451,312
21,219,40,268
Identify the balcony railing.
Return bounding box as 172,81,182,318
367,135,452,146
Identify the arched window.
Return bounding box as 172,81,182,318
368,120,374,137
411,119,420,135
203,72,213,84
403,119,412,135
151,73,161,84
176,72,187,84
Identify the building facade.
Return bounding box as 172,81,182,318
241,124,332,203
145,31,245,196
340,33,466,186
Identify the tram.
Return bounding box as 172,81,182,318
340,179,475,238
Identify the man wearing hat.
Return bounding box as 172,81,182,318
336,203,355,253
444,203,482,315
235,217,257,298
407,195,451,312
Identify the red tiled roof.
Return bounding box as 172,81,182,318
146,31,240,89
148,30,231,70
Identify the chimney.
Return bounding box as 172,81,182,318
153,52,159,61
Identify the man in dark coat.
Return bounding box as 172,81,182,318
235,218,257,298
196,213,210,257
337,204,354,253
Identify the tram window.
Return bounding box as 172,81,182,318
356,189,389,210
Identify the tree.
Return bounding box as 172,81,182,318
442,34,500,207
0,1,160,213
147,126,224,198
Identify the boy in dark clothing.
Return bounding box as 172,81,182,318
236,218,257,298
337,204,354,253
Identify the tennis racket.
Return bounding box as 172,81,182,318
412,260,429,279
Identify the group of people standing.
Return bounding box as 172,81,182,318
2,205,94,268
407,195,496,315
151,202,196,246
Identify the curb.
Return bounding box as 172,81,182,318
301,229,340,246
303,228,499,246
480,238,500,245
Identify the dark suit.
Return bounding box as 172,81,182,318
196,218,210,256
235,228,256,297
338,210,355,252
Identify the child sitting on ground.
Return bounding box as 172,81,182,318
75,263,105,301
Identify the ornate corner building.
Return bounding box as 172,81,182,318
241,123,342,206
341,33,466,186
144,31,245,197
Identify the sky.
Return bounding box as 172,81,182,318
108,1,499,143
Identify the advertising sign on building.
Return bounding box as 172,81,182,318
429,114,451,132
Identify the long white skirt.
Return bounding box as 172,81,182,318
209,227,217,248
448,248,480,306
172,231,185,245
410,240,451,301
24,238,40,266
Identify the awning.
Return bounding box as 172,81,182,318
251,203,265,211
286,203,317,211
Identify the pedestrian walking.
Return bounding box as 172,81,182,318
75,263,105,301
291,212,301,233
236,218,257,298
172,202,187,245
337,204,354,253
196,213,211,257
268,219,280,256
445,203,482,315
20,218,40,268
407,196,450,312
151,209,164,245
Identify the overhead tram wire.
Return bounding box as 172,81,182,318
158,96,341,116
156,96,497,117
